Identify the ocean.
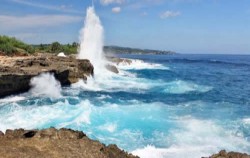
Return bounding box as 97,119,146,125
0,54,250,158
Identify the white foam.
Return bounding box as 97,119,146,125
117,59,168,70
0,100,93,132
132,145,169,158
164,80,212,94
132,117,250,158
0,96,249,158
0,96,26,103
97,95,112,100
242,118,250,124
71,100,92,125
99,123,117,133
29,73,62,98
72,73,212,95
78,6,106,74
71,72,151,93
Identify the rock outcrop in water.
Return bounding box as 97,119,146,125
0,128,138,158
0,54,93,97
107,56,132,66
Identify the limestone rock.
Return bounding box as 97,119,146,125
0,128,138,158
105,64,119,74
204,150,250,158
0,54,94,97
106,56,132,65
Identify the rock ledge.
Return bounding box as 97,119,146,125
0,128,138,158
0,54,94,97
204,150,250,158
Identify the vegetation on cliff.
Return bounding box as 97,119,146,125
104,46,176,55
0,35,78,55
0,35,35,55
0,35,175,56
35,42,78,54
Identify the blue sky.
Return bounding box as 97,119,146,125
0,0,249,54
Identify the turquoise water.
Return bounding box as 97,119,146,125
0,54,250,158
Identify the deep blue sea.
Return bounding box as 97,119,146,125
0,54,250,158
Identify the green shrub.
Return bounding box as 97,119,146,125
0,43,16,55
50,42,62,53
0,35,35,55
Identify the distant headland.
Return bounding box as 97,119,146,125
0,35,175,56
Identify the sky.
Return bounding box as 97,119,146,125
0,0,249,54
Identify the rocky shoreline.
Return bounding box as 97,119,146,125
0,54,249,158
0,54,93,97
0,128,138,158
0,127,249,158
205,150,250,158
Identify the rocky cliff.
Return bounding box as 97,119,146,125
0,128,138,158
0,54,94,97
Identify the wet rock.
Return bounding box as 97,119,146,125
105,64,119,74
0,131,4,137
34,127,86,140
5,129,26,138
205,150,250,158
0,128,138,158
106,57,132,65
0,54,94,97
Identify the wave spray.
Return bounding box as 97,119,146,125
78,6,105,74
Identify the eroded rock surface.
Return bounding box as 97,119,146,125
0,54,94,97
0,128,138,158
106,56,132,65
204,150,250,158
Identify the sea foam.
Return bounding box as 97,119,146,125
117,59,169,70
29,73,62,98
132,117,250,158
163,80,212,94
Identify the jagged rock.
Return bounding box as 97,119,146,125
204,150,250,158
5,129,26,138
0,131,4,137
33,127,86,140
0,54,94,97
105,64,119,74
0,128,138,158
106,57,132,65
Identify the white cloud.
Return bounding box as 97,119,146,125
10,0,82,14
160,11,181,19
100,0,125,6
0,15,82,31
112,7,121,13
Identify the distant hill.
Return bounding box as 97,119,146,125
0,35,175,56
104,46,176,55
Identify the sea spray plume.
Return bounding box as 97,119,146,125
30,73,62,98
78,6,105,74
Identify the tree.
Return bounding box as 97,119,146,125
39,44,45,50
72,42,78,48
50,42,62,53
